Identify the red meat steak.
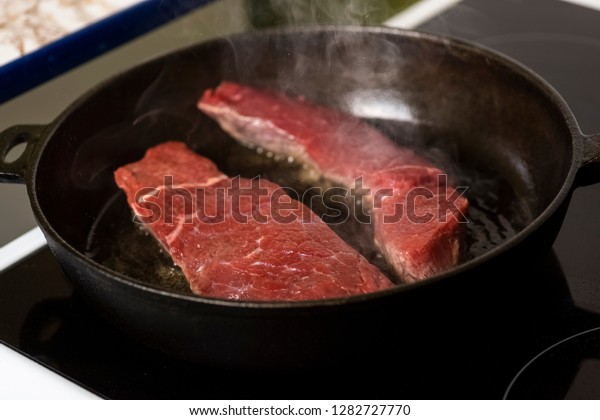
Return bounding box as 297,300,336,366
114,141,393,301
198,82,468,282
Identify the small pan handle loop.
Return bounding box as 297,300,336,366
0,125,46,184
577,133,600,186
583,133,600,166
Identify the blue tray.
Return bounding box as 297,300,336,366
0,0,214,103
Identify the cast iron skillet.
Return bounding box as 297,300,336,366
1,27,599,369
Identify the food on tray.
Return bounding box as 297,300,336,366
114,141,393,301
199,82,469,282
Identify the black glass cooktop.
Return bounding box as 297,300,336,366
2,0,600,399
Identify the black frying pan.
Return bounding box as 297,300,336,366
1,27,599,369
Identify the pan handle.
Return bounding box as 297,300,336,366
0,124,46,184
577,133,600,186
583,133,600,165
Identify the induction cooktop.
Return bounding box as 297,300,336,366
1,0,600,399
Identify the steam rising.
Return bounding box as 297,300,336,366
249,0,399,27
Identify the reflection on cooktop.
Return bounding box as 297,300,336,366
506,327,600,399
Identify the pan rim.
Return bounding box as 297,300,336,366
27,25,584,311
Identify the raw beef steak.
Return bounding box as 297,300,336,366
114,141,393,301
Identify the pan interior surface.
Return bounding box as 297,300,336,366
33,28,574,296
